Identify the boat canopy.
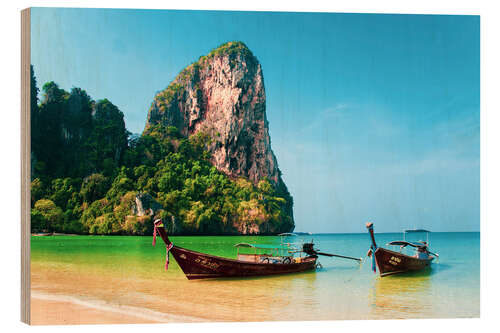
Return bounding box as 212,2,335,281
403,229,431,244
233,243,254,248
404,229,431,233
233,243,284,250
387,240,427,248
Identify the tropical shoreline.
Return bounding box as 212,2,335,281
30,233,480,323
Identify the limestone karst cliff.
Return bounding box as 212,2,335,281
144,41,294,233
145,42,280,184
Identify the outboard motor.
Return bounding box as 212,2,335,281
302,242,362,262
302,242,318,257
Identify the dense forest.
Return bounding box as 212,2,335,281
30,66,293,235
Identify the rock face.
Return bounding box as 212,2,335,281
134,192,163,216
144,41,279,185
144,41,294,233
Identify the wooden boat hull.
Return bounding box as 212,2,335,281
171,246,317,280
153,223,317,280
373,247,434,277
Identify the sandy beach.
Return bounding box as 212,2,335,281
29,259,322,324
30,261,212,325
31,292,164,325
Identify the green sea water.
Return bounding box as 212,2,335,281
31,232,479,321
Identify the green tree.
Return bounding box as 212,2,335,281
88,99,129,175
81,198,113,233
106,168,134,204
32,199,64,232
30,66,40,178
80,174,109,203
34,82,69,177
31,178,45,207
64,88,94,176
50,178,80,211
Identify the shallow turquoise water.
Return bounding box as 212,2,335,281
31,232,479,321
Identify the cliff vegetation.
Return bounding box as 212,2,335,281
30,42,294,235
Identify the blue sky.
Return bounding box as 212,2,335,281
31,8,479,233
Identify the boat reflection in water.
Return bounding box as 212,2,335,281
370,269,434,318
186,263,320,322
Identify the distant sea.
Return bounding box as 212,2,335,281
31,232,479,322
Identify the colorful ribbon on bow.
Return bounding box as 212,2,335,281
165,243,173,270
152,219,173,270
367,247,377,273
370,246,377,273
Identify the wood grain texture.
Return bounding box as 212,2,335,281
21,7,31,325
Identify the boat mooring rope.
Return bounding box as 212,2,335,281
343,255,368,283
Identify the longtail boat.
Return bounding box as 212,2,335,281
152,219,361,280
366,222,439,277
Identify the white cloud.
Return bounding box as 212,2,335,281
299,103,354,134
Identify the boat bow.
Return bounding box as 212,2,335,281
153,219,174,270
